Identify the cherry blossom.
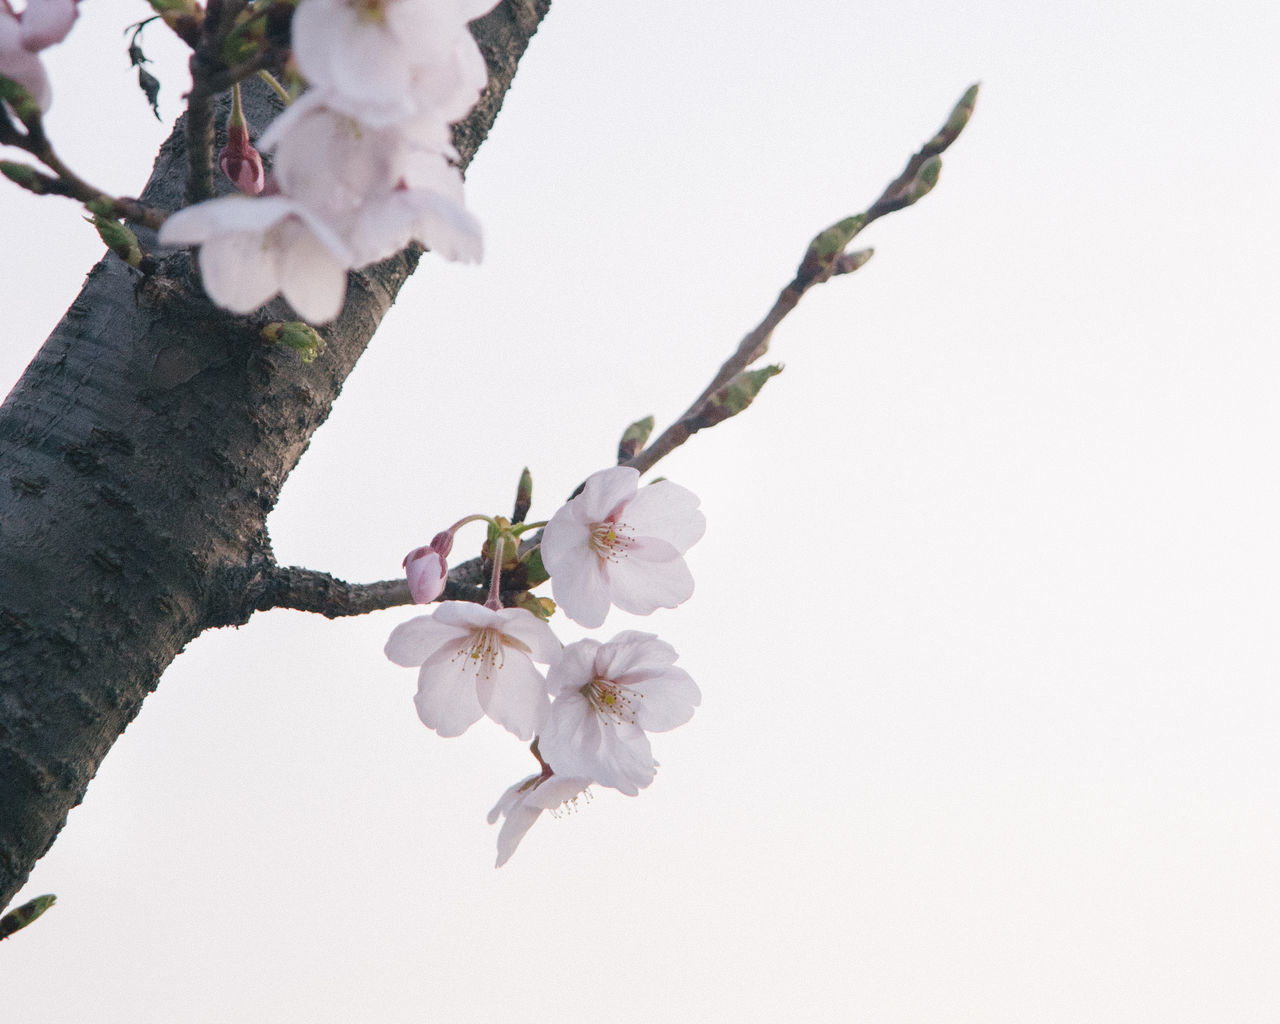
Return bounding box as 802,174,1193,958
384,602,561,741
261,97,481,266
0,0,79,112
539,631,700,795
487,771,590,868
157,195,352,323
289,0,493,128
540,466,706,628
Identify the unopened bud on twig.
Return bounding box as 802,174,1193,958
1,160,52,194
261,321,325,362
617,415,655,463
513,467,533,524
834,247,874,276
797,213,867,285
147,0,204,43
0,894,56,941
903,155,942,205
219,84,265,195
696,364,783,429
924,82,980,157
88,213,144,268
0,75,43,127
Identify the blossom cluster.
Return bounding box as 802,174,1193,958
386,466,706,866
158,0,494,323
0,0,79,112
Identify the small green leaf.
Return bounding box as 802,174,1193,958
519,545,550,589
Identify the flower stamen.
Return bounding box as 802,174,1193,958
454,626,506,679
588,518,633,563
581,676,641,724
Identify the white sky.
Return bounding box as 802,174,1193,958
3,1,1278,1021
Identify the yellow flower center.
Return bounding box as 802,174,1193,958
581,677,641,724
455,627,505,678
588,518,632,563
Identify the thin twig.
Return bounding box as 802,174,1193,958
235,84,980,621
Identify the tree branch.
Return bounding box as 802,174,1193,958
0,0,554,913
625,83,980,478
227,86,980,625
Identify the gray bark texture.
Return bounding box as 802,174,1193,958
0,0,551,911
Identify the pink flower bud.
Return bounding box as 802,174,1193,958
403,546,448,604
219,120,265,196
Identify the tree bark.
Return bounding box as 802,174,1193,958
0,0,552,911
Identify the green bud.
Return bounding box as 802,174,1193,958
513,467,533,524
797,213,867,284
924,82,980,156
834,247,875,276
1,161,49,194
698,364,783,429
85,196,115,218
483,518,520,569
511,593,556,621
0,74,42,127
222,6,268,68
88,213,144,268
0,894,56,941
904,155,942,205
261,321,326,363
617,415,655,463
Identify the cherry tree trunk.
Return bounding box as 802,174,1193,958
0,0,550,911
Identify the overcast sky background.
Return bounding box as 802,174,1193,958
3,1,1278,1021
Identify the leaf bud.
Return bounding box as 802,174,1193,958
1,160,51,194
512,467,533,524
260,321,326,363
0,894,56,941
88,213,144,268
617,415,655,463
904,155,942,205
697,364,783,429
924,82,980,156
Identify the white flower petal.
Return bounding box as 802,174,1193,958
475,653,549,741
194,231,280,314
413,645,485,737
275,220,349,323
624,480,706,552
384,613,467,666
606,543,695,615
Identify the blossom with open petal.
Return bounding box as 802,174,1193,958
384,602,560,740
261,95,482,266
0,0,79,113
487,771,590,868
290,0,494,128
157,195,352,323
539,631,700,795
541,466,705,628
